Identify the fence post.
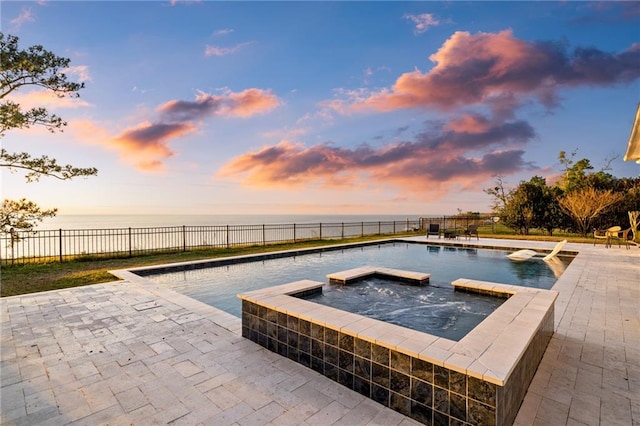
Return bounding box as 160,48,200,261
378,221,381,235
293,223,297,242
226,225,230,249
129,228,132,257
341,223,344,239
59,229,63,262
361,222,364,237
319,223,323,240
183,225,187,252
262,224,266,246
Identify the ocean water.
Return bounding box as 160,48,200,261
36,214,431,230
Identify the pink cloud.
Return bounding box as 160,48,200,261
69,119,195,172
66,119,195,172
443,114,492,134
219,29,640,200
225,88,281,117
404,13,440,34
157,89,280,121
218,115,536,199
337,30,640,113
64,88,280,172
110,121,197,171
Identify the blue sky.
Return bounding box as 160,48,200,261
2,1,639,215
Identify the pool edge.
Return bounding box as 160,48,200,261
238,273,557,425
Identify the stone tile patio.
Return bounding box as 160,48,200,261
1,238,638,425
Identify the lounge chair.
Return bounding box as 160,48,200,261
463,224,479,240
426,223,440,239
507,240,567,261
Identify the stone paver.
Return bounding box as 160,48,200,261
502,240,638,426
1,238,638,425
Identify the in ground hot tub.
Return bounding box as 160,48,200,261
238,267,557,426
303,266,505,341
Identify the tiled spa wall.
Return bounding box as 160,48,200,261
241,295,554,426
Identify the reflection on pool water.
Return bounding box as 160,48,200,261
139,242,573,317
298,276,505,341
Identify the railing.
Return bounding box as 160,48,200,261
0,219,438,264
0,215,498,265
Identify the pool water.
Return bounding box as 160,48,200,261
140,242,572,317
298,277,505,341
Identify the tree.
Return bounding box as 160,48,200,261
1,32,84,135
1,32,97,180
486,151,636,236
537,184,567,236
490,176,562,235
500,178,544,235
0,149,97,182
558,187,624,236
558,150,593,192
1,199,57,260
1,33,97,237
558,149,618,193
484,175,509,212
0,199,57,234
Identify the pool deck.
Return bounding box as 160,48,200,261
1,238,638,425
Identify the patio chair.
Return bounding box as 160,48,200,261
593,226,621,248
426,223,440,239
463,224,479,240
609,227,632,249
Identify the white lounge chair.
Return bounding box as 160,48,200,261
507,240,567,261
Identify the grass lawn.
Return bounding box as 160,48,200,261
0,232,598,298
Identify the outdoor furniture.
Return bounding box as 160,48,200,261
609,227,632,249
463,224,479,240
443,230,459,239
594,226,621,248
426,223,441,239
507,240,567,261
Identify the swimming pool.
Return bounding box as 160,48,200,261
136,241,572,317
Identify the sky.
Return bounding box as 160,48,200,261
2,1,639,216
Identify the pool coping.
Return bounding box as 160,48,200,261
237,272,558,387
326,265,431,285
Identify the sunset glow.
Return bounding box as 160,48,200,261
2,1,638,215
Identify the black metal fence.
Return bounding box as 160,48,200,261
0,216,496,265
0,220,414,264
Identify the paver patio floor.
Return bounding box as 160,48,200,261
1,238,638,425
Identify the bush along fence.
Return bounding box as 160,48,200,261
0,216,497,265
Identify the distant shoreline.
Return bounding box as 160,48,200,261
36,213,438,230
